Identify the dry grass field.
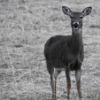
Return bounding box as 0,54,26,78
0,0,100,100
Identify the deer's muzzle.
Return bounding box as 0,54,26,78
72,22,79,29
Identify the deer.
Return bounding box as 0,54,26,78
44,6,92,100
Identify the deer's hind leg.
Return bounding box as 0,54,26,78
50,68,61,100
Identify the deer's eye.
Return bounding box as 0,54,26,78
79,16,83,18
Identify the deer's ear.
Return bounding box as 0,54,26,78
62,6,72,17
81,7,92,17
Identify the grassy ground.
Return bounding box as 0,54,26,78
0,0,100,100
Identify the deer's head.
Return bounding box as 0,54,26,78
62,6,92,33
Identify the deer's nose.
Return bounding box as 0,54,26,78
73,22,79,28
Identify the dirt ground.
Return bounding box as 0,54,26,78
0,0,100,100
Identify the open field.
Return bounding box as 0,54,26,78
0,0,100,100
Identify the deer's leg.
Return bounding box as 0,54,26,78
75,69,82,99
50,68,60,100
50,75,56,100
65,68,71,100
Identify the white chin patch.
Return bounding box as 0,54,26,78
73,28,79,31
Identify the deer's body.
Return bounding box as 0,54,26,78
44,6,92,100
44,35,83,70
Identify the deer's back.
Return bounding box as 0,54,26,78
44,35,71,56
44,35,73,66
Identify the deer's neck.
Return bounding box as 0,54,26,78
71,28,83,54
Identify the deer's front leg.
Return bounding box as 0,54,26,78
75,69,82,99
65,68,71,100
